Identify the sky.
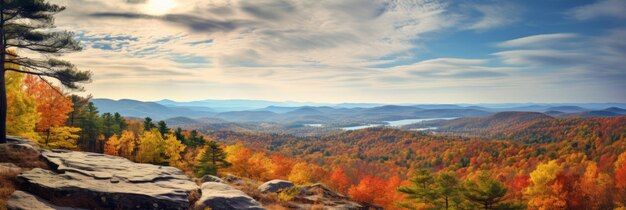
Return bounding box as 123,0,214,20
45,0,626,103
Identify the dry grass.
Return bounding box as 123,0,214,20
0,143,48,210
0,144,48,169
0,165,23,210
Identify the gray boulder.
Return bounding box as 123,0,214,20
257,179,294,193
7,190,86,210
17,150,200,210
201,175,224,183
194,182,265,210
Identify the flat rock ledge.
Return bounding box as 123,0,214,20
257,179,294,193
14,150,200,210
194,182,265,210
7,190,86,210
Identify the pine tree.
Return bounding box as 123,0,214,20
462,173,508,210
157,120,168,137
1,0,91,143
195,141,231,177
143,117,156,131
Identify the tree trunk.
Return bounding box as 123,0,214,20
0,69,6,144
0,12,6,144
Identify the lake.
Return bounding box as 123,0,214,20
340,117,456,130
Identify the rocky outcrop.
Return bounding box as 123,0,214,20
7,191,86,210
194,182,265,210
201,175,224,183
14,150,200,210
294,183,364,210
257,179,294,193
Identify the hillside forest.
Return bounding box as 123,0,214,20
4,66,626,209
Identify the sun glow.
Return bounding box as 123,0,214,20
143,0,177,15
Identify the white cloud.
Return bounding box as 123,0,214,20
569,0,626,20
37,0,625,103
497,33,579,48
463,3,522,30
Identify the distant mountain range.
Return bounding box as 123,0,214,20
92,99,626,125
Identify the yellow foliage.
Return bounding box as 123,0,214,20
5,70,40,140
288,162,314,185
525,160,563,209
136,128,165,163
44,126,80,150
104,135,121,156
118,131,136,159
164,133,186,169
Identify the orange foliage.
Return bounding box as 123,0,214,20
24,75,73,133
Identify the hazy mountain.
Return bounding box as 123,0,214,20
156,99,332,112
255,106,301,113
546,106,588,113
92,99,215,120
604,107,626,115
94,98,626,125
560,110,623,118
436,112,553,132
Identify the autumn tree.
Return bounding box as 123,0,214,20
24,75,73,142
164,133,185,169
1,0,91,143
348,175,386,204
5,67,39,139
45,126,79,149
118,130,136,159
329,167,351,193
288,162,315,185
524,160,564,209
104,134,121,156
616,152,626,208
136,128,165,164
195,141,230,177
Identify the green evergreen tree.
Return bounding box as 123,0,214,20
398,169,435,208
143,117,156,131
78,102,102,152
462,173,508,210
186,130,204,147
399,170,462,210
174,127,186,143
157,120,169,137
195,141,231,177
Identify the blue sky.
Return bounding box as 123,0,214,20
48,0,626,103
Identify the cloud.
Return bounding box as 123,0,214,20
240,0,296,20
42,0,626,102
493,30,626,79
568,0,626,20
90,12,247,33
497,33,579,48
462,2,522,30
